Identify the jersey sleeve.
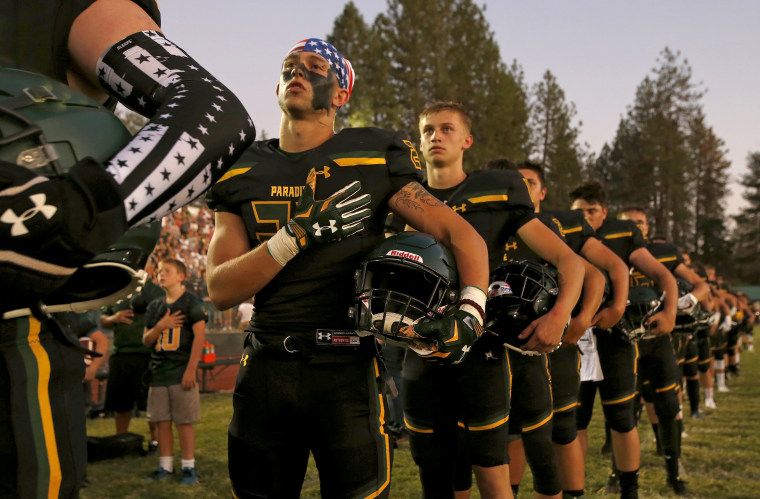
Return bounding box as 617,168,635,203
631,224,648,251
496,171,535,234
188,296,209,325
385,133,424,193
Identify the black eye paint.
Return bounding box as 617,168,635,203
281,62,335,112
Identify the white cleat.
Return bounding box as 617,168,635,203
704,398,717,409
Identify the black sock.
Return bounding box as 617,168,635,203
658,417,681,460
687,379,701,414
618,469,639,498
651,422,661,454
511,483,519,496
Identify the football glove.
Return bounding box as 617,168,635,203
396,309,484,364
718,315,733,333
286,179,371,249
267,177,371,265
677,293,699,314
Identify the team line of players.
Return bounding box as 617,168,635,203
201,39,757,499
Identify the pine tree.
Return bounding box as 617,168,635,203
732,152,760,283
328,0,531,171
593,48,712,245
687,112,730,255
529,70,585,209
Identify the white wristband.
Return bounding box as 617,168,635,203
266,226,300,266
459,286,487,325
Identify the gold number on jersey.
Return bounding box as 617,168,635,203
156,327,180,352
251,201,292,243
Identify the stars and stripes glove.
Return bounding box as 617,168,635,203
266,174,371,266
396,309,484,365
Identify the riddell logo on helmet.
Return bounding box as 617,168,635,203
387,250,423,263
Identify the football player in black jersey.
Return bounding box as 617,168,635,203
570,183,678,499
412,102,583,499
1,2,253,497
619,208,709,496
206,43,488,499
503,161,629,499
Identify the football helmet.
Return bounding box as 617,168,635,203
0,67,132,176
485,260,561,355
0,68,156,319
351,232,459,356
611,286,661,342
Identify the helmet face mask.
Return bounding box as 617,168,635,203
485,260,560,355
352,232,458,355
613,286,661,342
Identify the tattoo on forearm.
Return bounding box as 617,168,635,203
393,182,443,211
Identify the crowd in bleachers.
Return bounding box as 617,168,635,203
147,206,237,331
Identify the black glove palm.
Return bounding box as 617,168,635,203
398,309,483,364
285,179,371,250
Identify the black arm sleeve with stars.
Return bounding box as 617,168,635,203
97,30,255,226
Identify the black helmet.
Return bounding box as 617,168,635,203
612,286,661,342
351,232,458,355
0,68,131,176
485,260,561,354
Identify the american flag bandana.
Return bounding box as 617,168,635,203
287,38,355,95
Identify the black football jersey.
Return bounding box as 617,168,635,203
596,219,647,266
145,291,207,386
629,241,684,288
502,211,566,264
206,127,422,340
546,209,597,255
424,169,535,271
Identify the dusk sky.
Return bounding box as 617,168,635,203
158,0,759,215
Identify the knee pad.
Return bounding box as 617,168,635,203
654,389,680,420
602,399,636,433
522,424,561,496
551,409,578,445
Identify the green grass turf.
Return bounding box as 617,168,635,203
83,333,760,498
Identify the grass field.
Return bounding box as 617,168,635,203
83,336,760,498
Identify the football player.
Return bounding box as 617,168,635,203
502,161,629,499
205,44,489,498
411,102,583,499
570,183,678,499
1,1,253,496
620,208,710,496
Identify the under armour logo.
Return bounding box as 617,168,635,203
451,203,466,213
240,354,248,366
313,220,337,236
317,332,332,341
1,194,57,236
